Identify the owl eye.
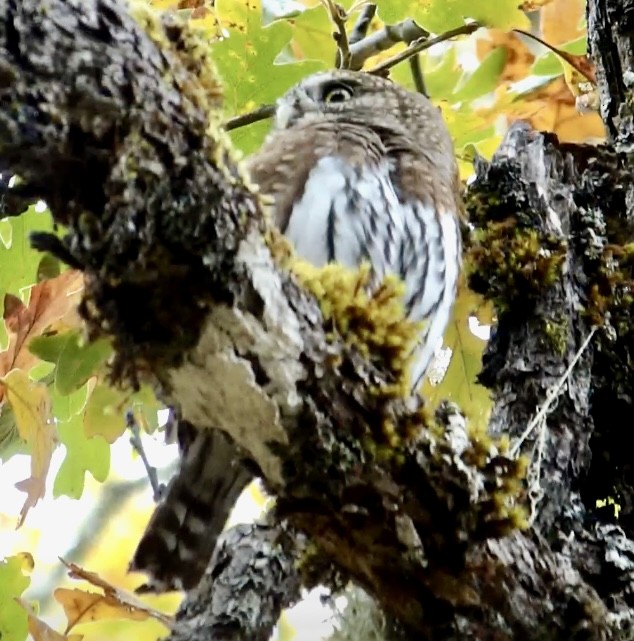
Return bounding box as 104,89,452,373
322,83,354,104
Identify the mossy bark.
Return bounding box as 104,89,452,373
1,0,634,640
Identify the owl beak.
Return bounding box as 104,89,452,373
275,90,315,129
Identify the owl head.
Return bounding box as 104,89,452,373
274,70,438,135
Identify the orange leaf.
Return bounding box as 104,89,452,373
2,370,56,526
476,30,535,84
0,270,84,403
541,0,585,45
513,28,596,85
56,559,173,632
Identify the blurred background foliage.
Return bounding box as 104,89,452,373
0,0,602,640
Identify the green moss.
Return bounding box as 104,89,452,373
585,244,634,328
466,217,567,312
426,404,529,538
129,1,223,116
264,227,432,452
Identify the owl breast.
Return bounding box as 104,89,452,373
282,155,461,391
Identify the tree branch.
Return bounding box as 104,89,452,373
587,0,634,147
2,0,634,640
368,23,479,75
169,524,302,641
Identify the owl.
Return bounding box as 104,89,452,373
130,70,462,592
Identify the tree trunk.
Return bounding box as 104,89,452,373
1,0,634,639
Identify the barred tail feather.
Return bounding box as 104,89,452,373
129,426,252,592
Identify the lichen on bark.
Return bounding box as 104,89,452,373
3,0,634,639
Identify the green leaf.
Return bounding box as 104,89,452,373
214,0,323,155
130,385,164,433
422,289,493,432
28,331,71,364
53,413,110,499
54,331,112,396
0,555,31,641
375,0,530,33
53,383,90,422
0,218,12,248
420,47,463,100
28,360,56,382
442,103,496,150
36,254,61,282
84,384,128,443
453,47,507,102
0,205,54,304
0,404,24,461
288,4,336,67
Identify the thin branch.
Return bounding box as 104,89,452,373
348,3,376,45
509,327,598,458
408,54,427,96
223,103,276,131
221,20,474,130
348,18,429,70
323,0,352,69
127,411,165,503
513,28,597,84
368,22,480,75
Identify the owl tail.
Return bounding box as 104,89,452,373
129,424,252,593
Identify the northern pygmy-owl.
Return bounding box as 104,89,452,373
130,70,462,592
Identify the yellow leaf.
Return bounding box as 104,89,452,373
17,599,83,641
541,0,585,45
56,559,173,632
422,284,493,433
2,369,56,526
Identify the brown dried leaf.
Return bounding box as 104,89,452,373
517,78,604,142
0,270,84,403
485,77,605,143
56,559,173,631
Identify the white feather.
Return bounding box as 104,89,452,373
284,155,460,394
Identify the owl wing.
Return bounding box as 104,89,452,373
247,123,401,278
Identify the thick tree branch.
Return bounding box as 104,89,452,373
170,524,302,641
587,0,634,147
1,0,634,640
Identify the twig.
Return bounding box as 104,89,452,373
349,18,429,70
409,55,427,96
368,22,480,75
323,0,352,69
510,327,597,458
221,21,477,132
509,327,597,525
513,28,597,84
127,410,166,502
223,104,276,131
349,3,376,45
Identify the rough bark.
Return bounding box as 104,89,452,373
170,524,302,641
1,0,634,640
585,0,634,539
